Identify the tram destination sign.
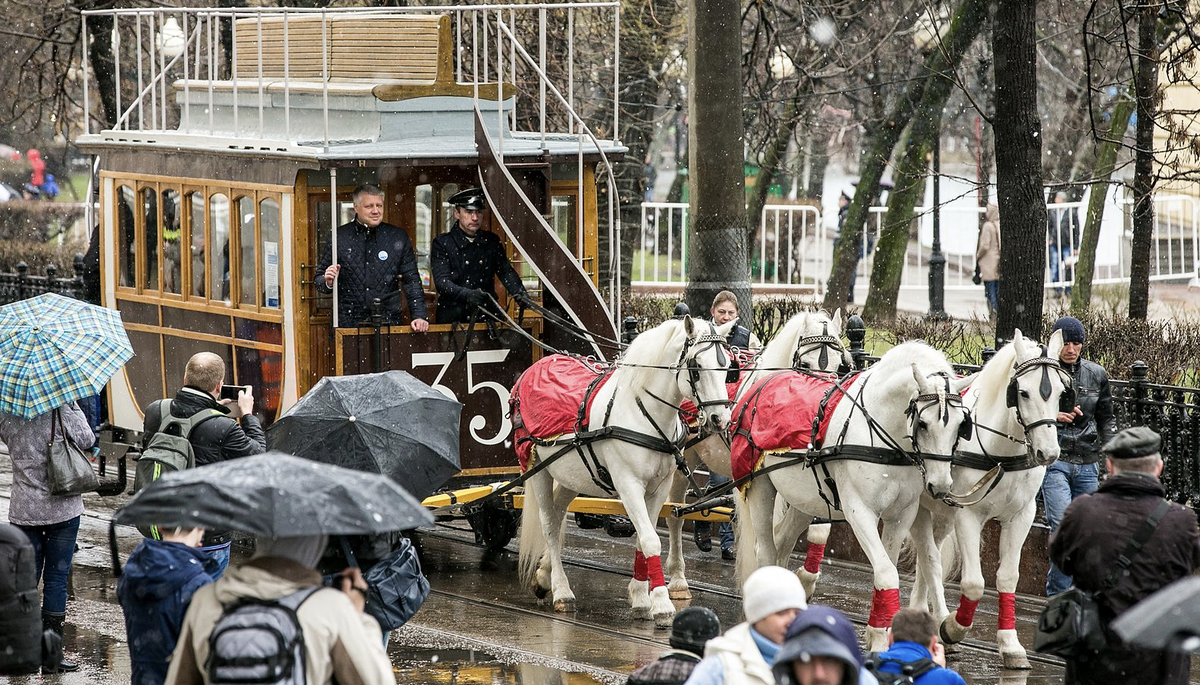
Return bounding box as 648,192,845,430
336,325,538,471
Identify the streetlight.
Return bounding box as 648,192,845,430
157,17,185,60
915,19,947,320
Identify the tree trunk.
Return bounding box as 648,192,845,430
993,0,1046,341
1129,1,1160,320
747,97,799,248
860,0,989,321
82,7,119,129
683,0,750,316
821,0,985,311
1042,88,1090,192
1070,94,1135,315
805,127,831,200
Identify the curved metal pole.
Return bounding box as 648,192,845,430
330,167,339,329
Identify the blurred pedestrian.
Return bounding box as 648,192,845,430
628,606,721,685
1048,191,1080,295
1050,427,1200,685
118,527,214,685
27,149,45,188
141,352,266,578
0,400,97,672
1042,316,1117,596
774,605,871,685
865,608,964,684
975,204,1000,317
683,566,807,685
166,535,396,685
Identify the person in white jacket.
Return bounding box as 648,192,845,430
683,566,807,685
165,535,396,685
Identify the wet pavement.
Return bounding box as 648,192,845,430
2,456,1197,684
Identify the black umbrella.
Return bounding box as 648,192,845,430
112,452,433,537
1111,576,1200,652
267,371,462,500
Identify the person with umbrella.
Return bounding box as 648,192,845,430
0,293,134,673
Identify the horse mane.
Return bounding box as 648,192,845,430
869,341,953,379
968,339,1018,408
614,318,687,388
756,312,824,371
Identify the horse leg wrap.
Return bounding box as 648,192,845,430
646,555,666,590
867,588,901,628
955,595,980,628
633,551,648,582
997,592,1016,631
803,544,826,575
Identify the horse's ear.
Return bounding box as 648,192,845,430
716,318,738,337
831,308,843,333
1047,329,1064,360
951,373,978,394
683,314,695,337
911,363,931,392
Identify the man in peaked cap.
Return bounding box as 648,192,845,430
430,187,531,323
627,607,721,685
1050,427,1200,685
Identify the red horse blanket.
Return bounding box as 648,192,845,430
729,371,856,482
510,355,611,471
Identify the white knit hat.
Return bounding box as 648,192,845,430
743,566,808,624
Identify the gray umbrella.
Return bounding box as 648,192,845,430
268,370,462,501
1111,576,1200,652
112,453,433,537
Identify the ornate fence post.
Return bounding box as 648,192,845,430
846,314,867,371
72,253,86,300
45,263,58,296
16,261,28,301
980,346,996,366
622,316,639,345
1129,360,1149,428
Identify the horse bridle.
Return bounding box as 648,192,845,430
677,325,733,423
905,371,971,461
792,322,847,372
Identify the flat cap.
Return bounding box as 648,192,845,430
1101,426,1161,460
448,187,487,210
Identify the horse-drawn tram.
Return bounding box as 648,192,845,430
79,4,628,486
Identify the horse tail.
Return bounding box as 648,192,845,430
734,486,760,588
518,469,548,589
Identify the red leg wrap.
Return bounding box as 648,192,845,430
633,551,648,582
955,594,980,628
803,544,826,575
646,555,666,590
997,592,1016,631
867,588,901,628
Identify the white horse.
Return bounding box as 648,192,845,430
664,310,848,600
735,342,972,650
517,316,735,626
907,329,1068,669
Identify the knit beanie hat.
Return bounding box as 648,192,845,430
743,566,807,624
1052,316,1085,344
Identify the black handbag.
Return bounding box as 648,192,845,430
45,408,99,496
338,536,430,632
1034,499,1171,658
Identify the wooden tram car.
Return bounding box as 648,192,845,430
79,6,625,491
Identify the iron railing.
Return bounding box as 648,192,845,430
0,257,87,305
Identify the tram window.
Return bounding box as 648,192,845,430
260,198,280,309
414,184,433,287
142,188,159,291
117,185,135,288
237,196,257,307
210,193,231,303
188,192,205,298
439,183,462,232
161,189,182,295
551,194,578,256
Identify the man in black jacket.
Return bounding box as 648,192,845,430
430,188,529,323
141,352,266,577
1042,316,1117,596
315,185,429,331
1049,427,1200,685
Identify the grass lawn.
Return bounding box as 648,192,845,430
631,249,686,282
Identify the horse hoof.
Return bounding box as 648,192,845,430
532,583,550,600
1001,652,1032,670
632,606,652,620
939,616,970,645
668,586,693,600
553,598,576,613
864,626,890,653
653,610,675,629
797,568,819,599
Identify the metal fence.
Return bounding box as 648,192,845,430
0,257,87,305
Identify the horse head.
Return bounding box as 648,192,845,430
906,361,973,500
1005,328,1068,466
675,315,736,430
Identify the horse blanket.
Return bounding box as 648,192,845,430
729,371,857,482
510,355,612,471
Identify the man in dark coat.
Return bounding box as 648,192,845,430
627,607,720,685
430,188,529,324
117,527,214,685
1049,427,1200,685
1042,315,1118,595
141,352,266,577
314,184,429,330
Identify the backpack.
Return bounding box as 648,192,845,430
134,400,222,538
206,587,320,685
0,524,43,675
362,536,430,631
863,653,937,685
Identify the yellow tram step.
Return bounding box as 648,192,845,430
422,485,733,522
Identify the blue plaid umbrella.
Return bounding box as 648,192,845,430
0,293,133,418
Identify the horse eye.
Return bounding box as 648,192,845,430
1020,389,1030,398
918,420,929,431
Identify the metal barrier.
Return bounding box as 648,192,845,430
0,257,87,305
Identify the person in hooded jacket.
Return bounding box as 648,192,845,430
118,527,214,685
773,605,876,685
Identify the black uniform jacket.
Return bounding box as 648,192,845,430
1050,474,1200,685
430,223,527,324
141,386,267,546
314,218,427,327
1056,357,1118,464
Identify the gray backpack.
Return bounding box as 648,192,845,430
134,400,222,538
206,587,320,685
